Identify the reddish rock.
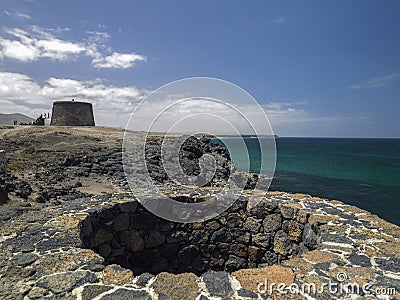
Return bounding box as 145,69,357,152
229,244,248,258
152,272,198,300
103,264,133,285
248,246,264,261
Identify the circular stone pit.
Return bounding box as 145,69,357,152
80,196,319,276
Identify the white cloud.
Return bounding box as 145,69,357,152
274,17,287,24
4,10,31,19
0,39,40,61
43,27,71,34
262,102,310,124
4,28,34,44
349,73,400,89
261,101,346,125
0,72,41,99
85,31,110,43
36,39,86,60
0,26,146,68
0,26,85,61
92,52,146,69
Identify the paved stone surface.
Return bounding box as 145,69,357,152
1,190,399,299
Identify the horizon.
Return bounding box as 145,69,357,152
3,114,400,139
0,1,399,138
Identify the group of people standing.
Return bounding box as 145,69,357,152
14,113,50,126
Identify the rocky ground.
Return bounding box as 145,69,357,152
0,126,399,300
0,126,251,221
0,126,124,222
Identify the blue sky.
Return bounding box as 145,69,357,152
0,0,399,137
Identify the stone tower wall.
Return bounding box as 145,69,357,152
50,101,95,126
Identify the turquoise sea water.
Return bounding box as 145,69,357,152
213,137,400,225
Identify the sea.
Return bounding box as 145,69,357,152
212,137,400,226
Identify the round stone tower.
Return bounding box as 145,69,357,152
50,100,95,126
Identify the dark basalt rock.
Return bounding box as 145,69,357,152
37,271,98,294
319,233,353,245
98,289,151,300
375,257,400,273
237,288,259,298
81,285,113,300
12,252,39,267
263,214,282,232
135,272,154,287
302,223,318,249
252,233,271,249
347,253,372,267
144,135,234,187
202,271,233,297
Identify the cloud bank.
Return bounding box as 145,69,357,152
0,71,337,134
0,26,146,68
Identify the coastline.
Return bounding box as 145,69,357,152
212,136,400,226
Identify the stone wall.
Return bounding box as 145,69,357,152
50,100,95,126
81,197,319,276
1,191,399,299
0,150,6,174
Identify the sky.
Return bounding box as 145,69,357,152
0,0,399,137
